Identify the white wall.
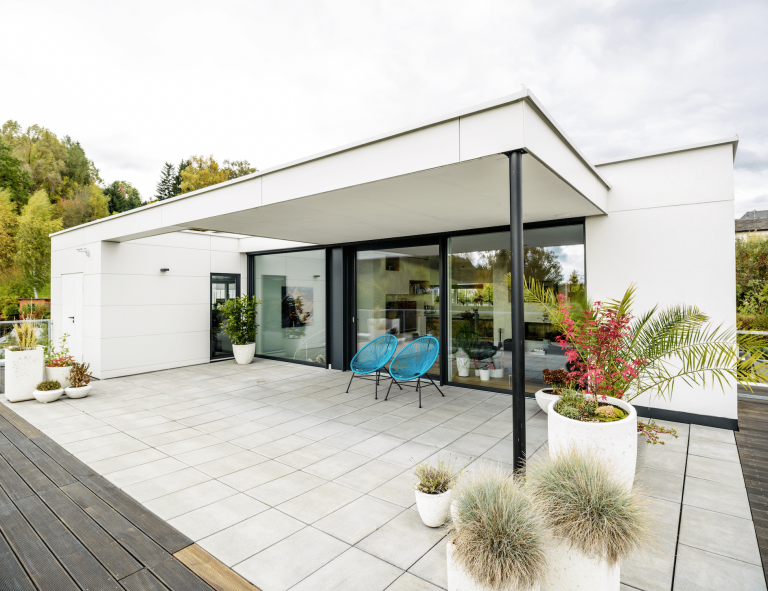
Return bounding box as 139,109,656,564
588,143,737,420
51,231,246,379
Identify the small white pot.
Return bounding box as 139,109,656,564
447,541,540,591
479,369,490,381
490,369,504,378
33,388,64,404
474,369,480,377
5,346,44,402
541,539,619,591
535,388,560,414
415,488,452,527
46,365,72,390
65,384,92,399
457,356,470,378
548,396,637,491
232,343,256,365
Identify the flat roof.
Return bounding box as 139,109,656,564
594,135,740,166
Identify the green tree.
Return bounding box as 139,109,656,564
180,155,229,193
58,185,110,229
15,190,62,297
0,137,33,207
0,189,19,275
524,247,564,284
173,159,190,196
224,159,257,180
104,180,142,213
155,162,176,200
63,136,91,185
11,125,69,197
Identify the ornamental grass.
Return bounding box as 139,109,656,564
525,448,649,566
450,465,548,591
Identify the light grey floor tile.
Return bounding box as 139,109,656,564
54,425,118,444
288,547,403,591
140,427,205,447
440,413,489,432
198,508,305,566
379,441,438,468
407,537,448,589
277,482,362,523
235,527,349,591
685,454,745,487
334,459,405,493
218,460,296,491
122,467,211,503
245,471,327,505
210,421,269,442
471,420,513,439
388,573,444,591
167,493,268,540
679,505,761,565
644,447,687,474
683,476,751,519
253,435,314,458
674,544,767,591
348,433,408,458
322,427,378,449
73,438,149,463
297,421,351,441
357,414,409,433
89,448,167,474
688,439,740,463
104,456,186,487
173,441,244,466
640,496,681,542
385,420,435,440
195,450,269,478
303,451,372,480
369,469,418,508
357,509,447,570
689,424,736,445
444,432,500,457
277,443,340,469
314,495,405,544
637,467,684,503
414,426,465,448
155,434,222,456
229,428,292,449
144,479,238,520
620,536,675,591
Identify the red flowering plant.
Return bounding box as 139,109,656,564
46,333,75,368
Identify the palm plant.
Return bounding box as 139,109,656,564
525,279,768,403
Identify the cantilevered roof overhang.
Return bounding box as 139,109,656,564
51,89,611,245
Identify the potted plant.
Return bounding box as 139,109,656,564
413,460,461,527
479,363,490,381
526,448,648,591
217,295,262,365
65,362,92,399
448,465,548,591
45,333,75,389
4,317,44,402
489,360,504,378
33,380,64,404
535,368,570,414
456,349,470,377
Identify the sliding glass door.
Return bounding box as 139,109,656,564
211,274,240,360
356,244,440,375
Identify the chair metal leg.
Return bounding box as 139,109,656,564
383,367,402,390
375,370,379,400
346,373,354,393
427,375,444,397
385,378,395,401
417,377,422,408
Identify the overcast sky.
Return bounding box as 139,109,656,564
2,0,766,217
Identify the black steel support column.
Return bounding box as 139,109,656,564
507,150,526,473
438,236,449,386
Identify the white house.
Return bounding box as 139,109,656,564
49,89,739,436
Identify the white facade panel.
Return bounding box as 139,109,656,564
100,331,209,373
101,304,209,339
459,101,525,161
100,242,210,277
161,179,262,227
210,250,242,275
101,275,209,307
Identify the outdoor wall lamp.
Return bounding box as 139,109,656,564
76,247,90,257
160,268,169,272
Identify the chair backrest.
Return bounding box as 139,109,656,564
389,336,440,379
350,334,398,373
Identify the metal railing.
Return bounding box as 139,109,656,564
0,319,52,362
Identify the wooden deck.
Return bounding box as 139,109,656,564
0,403,260,591
736,392,768,583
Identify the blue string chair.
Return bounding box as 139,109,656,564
346,334,400,399
385,336,443,408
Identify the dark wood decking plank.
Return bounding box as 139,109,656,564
120,569,171,591
0,406,42,439
38,487,143,581
15,438,77,488
0,454,34,502
15,494,122,591
0,415,29,446
0,529,37,591
174,544,262,591
0,439,57,494
0,500,79,591
32,434,97,480
150,557,215,591
82,476,193,554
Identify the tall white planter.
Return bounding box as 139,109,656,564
447,541,541,591
541,539,619,591
548,397,637,491
233,343,256,365
46,366,72,390
456,349,470,377
5,346,44,402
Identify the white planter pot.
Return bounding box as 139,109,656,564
415,488,452,527
490,369,504,378
46,365,72,390
65,384,92,399
535,388,560,414
479,369,490,381
457,356,470,378
447,541,540,591
232,343,256,365
5,346,44,402
33,388,64,404
548,397,637,491
541,539,619,591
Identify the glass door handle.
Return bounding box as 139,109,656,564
68,316,75,321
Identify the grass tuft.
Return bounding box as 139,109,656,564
414,459,462,494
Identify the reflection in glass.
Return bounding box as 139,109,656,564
448,225,585,391
356,245,440,375
211,274,239,359
253,250,326,366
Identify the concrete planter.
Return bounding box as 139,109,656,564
447,541,540,591
541,539,619,591
548,396,637,491
490,369,504,378
65,385,92,399
457,357,470,377
33,387,64,404
415,489,452,527
535,388,559,414
5,346,44,402
46,365,72,390
233,343,256,365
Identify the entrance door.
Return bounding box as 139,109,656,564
211,274,240,360
61,273,83,362
355,244,440,375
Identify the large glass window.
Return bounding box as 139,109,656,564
356,245,440,375
448,224,585,391
253,250,326,366
211,274,239,360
